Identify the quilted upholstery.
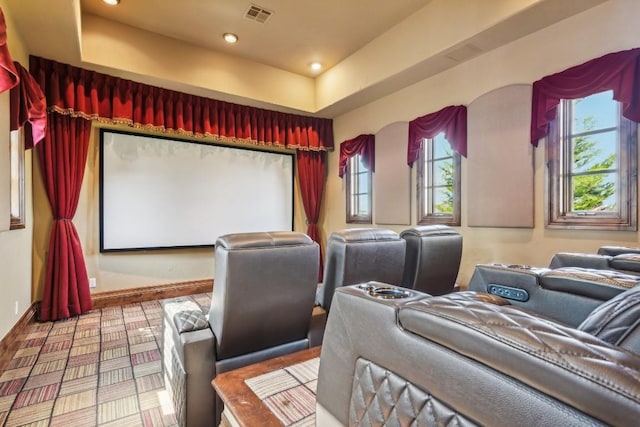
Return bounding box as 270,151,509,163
173,309,208,333
317,285,640,427
349,358,477,427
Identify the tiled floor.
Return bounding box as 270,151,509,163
0,293,212,427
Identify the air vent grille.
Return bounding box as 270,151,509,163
245,4,273,23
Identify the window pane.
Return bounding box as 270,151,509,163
433,187,453,214
571,130,617,173
433,158,453,186
432,133,450,158
358,173,369,193
571,90,617,133
571,172,617,212
357,194,369,215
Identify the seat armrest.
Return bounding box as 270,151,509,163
541,267,639,300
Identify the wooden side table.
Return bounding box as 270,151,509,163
213,346,321,427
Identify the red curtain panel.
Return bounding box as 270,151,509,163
531,47,640,146
297,150,327,280
0,7,18,93
9,61,47,148
338,134,375,178
407,105,467,166
36,114,93,321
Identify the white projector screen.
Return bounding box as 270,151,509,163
100,130,294,251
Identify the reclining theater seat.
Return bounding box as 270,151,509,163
162,231,319,427
550,251,640,276
317,228,405,311
468,263,640,327
400,225,462,295
316,286,640,426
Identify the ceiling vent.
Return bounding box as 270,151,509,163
245,4,273,23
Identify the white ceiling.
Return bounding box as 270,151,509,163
80,0,434,77
5,0,610,116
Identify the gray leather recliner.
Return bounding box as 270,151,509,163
316,228,405,311
400,225,462,295
467,263,640,326
316,285,640,426
162,231,319,427
550,251,640,275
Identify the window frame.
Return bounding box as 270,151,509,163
546,95,637,230
10,128,25,230
417,136,461,226
345,153,372,224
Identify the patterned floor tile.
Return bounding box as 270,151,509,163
52,389,96,416
133,360,161,378
67,352,100,368
63,363,98,381
69,343,101,357
31,359,67,376
58,375,98,397
13,383,59,409
0,367,31,383
23,370,65,390
99,366,133,387
100,346,129,361
0,378,28,396
98,395,140,424
98,380,137,404
136,372,164,393
4,399,54,426
50,405,97,427
100,356,131,372
100,413,143,427
0,394,17,412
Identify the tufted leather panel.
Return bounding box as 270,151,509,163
173,310,208,334
579,285,640,354
399,296,640,426
317,286,615,426
349,358,477,427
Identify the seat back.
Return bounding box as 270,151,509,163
400,225,462,295
318,228,405,310
209,231,319,361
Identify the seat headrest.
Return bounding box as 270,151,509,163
400,225,459,238
329,228,400,243
216,231,313,250
610,253,640,273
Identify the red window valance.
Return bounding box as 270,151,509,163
338,134,375,178
10,61,47,149
0,7,18,94
407,105,467,166
530,47,640,146
29,56,334,151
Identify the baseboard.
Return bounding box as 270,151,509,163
0,279,213,374
91,278,213,309
0,302,38,374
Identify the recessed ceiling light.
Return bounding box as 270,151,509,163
103,0,120,5
223,33,239,44
310,62,322,72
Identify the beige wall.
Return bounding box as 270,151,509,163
0,0,32,339
327,0,640,288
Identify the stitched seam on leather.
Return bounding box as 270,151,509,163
416,307,640,402
588,296,640,336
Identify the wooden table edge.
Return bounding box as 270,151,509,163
212,346,322,427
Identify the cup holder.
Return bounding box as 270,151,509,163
368,286,413,299
358,283,376,291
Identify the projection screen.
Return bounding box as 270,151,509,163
100,130,294,251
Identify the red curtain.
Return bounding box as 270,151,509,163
338,134,375,178
531,48,640,146
0,7,18,93
29,56,334,151
10,61,47,149
407,105,467,166
36,114,93,321
297,150,327,280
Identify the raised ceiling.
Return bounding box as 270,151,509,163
6,0,609,116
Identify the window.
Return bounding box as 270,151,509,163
10,129,25,230
345,153,372,223
547,90,637,230
417,133,461,225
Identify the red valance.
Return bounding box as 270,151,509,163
0,7,18,93
29,56,334,151
338,134,375,178
531,47,640,146
10,61,47,149
407,105,467,166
